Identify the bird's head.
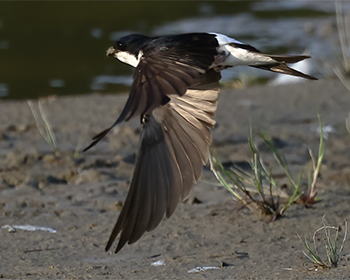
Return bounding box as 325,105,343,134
106,34,150,67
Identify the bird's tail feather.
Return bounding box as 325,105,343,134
267,54,311,64
250,54,317,80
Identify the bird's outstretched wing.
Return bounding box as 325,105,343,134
120,33,220,122
83,33,219,152
106,70,221,253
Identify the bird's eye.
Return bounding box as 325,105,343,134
116,41,126,51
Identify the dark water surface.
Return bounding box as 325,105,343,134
0,1,343,100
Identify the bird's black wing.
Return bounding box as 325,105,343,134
105,70,221,253
83,33,219,151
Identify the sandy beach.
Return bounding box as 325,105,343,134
1,78,350,279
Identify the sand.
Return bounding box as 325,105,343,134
1,79,350,279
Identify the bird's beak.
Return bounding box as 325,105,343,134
106,46,117,57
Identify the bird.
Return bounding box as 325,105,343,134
83,32,317,254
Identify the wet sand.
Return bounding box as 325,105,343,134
1,79,350,279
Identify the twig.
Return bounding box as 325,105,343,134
24,247,59,253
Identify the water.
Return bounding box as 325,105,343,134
0,1,347,100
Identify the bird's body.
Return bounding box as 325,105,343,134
84,32,317,253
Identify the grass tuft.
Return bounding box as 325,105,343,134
211,116,324,219
299,215,348,268
298,114,324,205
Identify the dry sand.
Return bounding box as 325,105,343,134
1,79,350,279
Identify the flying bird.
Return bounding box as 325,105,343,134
84,32,317,253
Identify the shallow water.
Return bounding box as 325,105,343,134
0,1,347,100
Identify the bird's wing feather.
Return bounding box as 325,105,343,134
117,33,220,123
83,33,219,152
106,70,221,253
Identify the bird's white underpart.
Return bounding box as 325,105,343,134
114,50,143,68
210,33,275,67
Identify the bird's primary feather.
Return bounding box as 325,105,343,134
105,70,221,253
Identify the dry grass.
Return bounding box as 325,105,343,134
334,1,350,91
28,98,57,152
